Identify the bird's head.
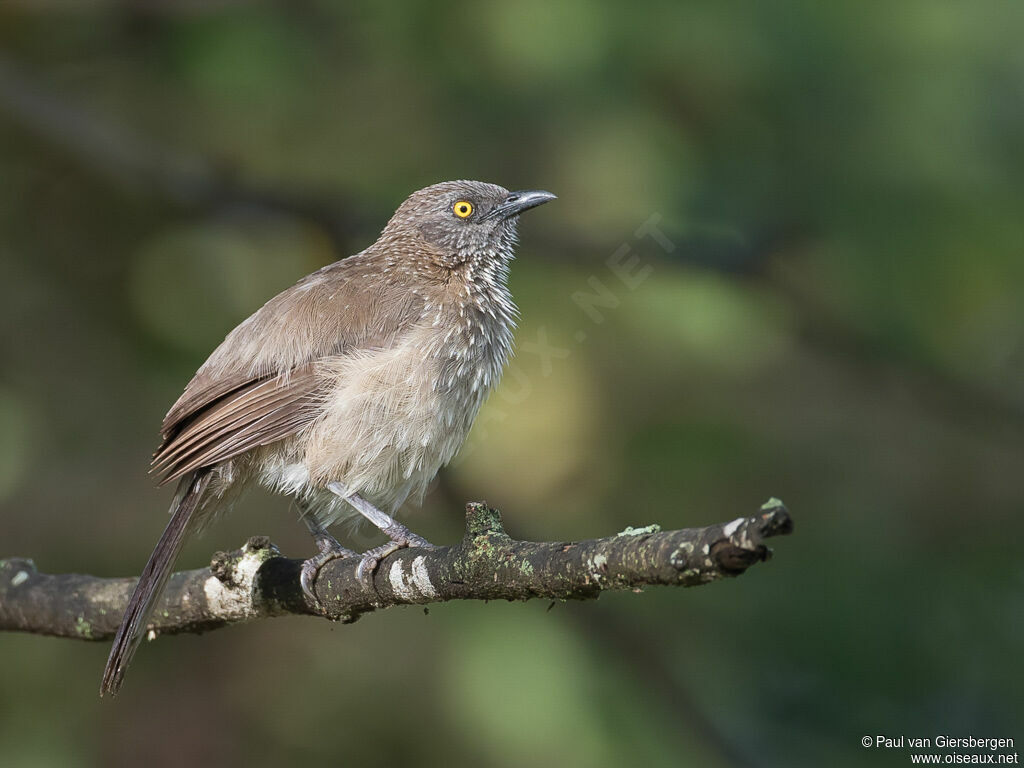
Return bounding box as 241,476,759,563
381,180,556,267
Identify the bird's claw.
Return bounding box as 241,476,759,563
300,543,357,613
355,537,436,592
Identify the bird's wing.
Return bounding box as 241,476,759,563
151,365,323,483
153,253,429,483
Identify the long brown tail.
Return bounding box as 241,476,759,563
100,470,211,696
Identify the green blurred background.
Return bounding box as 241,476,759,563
2,2,1022,766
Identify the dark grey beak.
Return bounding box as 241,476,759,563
485,189,557,220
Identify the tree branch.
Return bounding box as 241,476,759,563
0,500,792,642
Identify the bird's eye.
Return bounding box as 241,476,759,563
453,200,473,219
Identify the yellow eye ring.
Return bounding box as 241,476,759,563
453,200,473,218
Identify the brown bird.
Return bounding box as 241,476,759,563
101,180,556,695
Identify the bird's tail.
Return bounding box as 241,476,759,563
100,470,211,696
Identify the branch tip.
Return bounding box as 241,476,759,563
244,535,275,553
711,539,770,574
464,502,505,538
757,499,793,537
209,551,234,583
2,557,37,574
2,558,37,589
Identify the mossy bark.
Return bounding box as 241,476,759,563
0,499,792,640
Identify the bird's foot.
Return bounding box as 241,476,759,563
324,486,437,591
300,536,358,612
355,527,436,591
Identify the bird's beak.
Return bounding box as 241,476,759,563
484,189,557,220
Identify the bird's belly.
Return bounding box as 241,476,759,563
260,333,491,520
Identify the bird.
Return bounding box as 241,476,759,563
100,180,556,696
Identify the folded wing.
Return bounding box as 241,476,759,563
152,365,323,484
151,253,429,484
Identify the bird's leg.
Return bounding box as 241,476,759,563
327,483,436,588
306,517,354,558
298,501,357,610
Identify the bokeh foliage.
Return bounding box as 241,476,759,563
1,2,1022,766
